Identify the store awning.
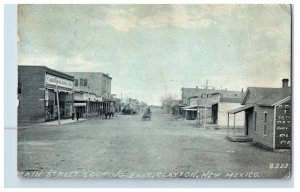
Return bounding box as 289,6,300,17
184,109,197,111
74,103,86,106
182,105,198,109
228,105,254,114
182,105,211,109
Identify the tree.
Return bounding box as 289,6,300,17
160,94,178,113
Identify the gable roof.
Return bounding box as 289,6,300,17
241,87,291,106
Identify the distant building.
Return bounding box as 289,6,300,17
181,87,244,125
18,66,74,124
121,97,139,114
67,72,112,117
111,94,121,113
228,79,291,150
181,87,242,105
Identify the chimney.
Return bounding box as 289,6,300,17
282,78,289,87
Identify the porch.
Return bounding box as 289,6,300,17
226,105,254,142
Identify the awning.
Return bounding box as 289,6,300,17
74,103,86,106
228,105,254,114
184,109,197,111
182,105,211,109
182,105,198,109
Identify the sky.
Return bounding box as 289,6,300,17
18,4,291,105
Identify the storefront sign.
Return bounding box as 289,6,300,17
275,101,291,149
46,74,73,89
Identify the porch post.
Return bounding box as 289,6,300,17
233,113,236,137
227,113,229,136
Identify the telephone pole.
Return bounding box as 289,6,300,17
201,80,213,128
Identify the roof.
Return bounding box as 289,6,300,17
228,104,254,114
19,65,74,80
220,97,241,103
242,87,291,106
67,72,112,79
182,87,242,104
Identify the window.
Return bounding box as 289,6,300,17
18,82,22,94
263,112,267,136
254,111,257,132
80,79,84,86
74,79,78,86
84,79,88,86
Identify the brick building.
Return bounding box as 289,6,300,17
66,72,112,117
18,66,74,124
227,79,291,150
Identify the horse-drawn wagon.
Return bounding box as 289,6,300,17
142,108,151,121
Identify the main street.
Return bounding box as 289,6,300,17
18,107,290,179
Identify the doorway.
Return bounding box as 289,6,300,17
245,112,249,136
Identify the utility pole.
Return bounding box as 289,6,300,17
196,86,200,126
201,80,213,128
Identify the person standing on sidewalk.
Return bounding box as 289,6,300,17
76,110,80,121
72,109,75,120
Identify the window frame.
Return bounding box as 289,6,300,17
263,112,268,136
254,110,257,132
79,79,84,86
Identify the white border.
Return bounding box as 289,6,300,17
1,0,299,191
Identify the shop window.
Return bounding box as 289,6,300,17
80,79,84,86
263,112,267,136
74,79,78,86
254,111,257,132
18,82,22,94
84,79,88,86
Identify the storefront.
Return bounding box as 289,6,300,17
45,73,74,121
18,66,74,124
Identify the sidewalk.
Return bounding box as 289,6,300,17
40,118,87,126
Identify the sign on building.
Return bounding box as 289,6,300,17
46,74,74,89
275,101,291,149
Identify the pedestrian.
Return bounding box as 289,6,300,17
76,110,80,121
111,111,114,119
72,109,75,120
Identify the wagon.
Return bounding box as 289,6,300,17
142,111,151,121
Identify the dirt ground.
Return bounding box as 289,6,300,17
17,107,291,179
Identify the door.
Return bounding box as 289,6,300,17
245,112,249,136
